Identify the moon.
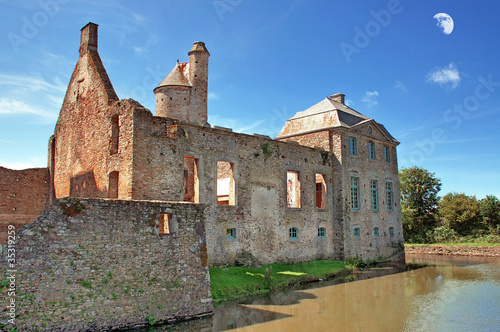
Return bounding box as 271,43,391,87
433,13,454,35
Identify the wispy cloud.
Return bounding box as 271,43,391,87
0,98,57,122
209,114,266,135
426,63,460,89
394,80,408,92
345,99,354,107
362,91,379,107
0,73,66,93
208,92,219,100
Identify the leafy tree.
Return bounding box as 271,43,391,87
479,195,500,229
439,193,482,236
399,166,442,243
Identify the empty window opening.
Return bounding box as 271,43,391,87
159,213,173,235
368,142,375,160
110,115,119,155
386,182,393,211
373,227,380,237
350,176,360,209
318,227,326,238
289,227,298,240
226,228,236,239
183,156,199,203
108,171,119,199
315,173,327,209
217,160,235,205
371,180,378,210
389,227,395,237
287,170,301,208
353,227,361,238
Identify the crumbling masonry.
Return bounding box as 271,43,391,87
2,22,405,265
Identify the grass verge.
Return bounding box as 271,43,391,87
406,242,500,246
209,259,350,303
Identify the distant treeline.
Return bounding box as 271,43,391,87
399,167,500,244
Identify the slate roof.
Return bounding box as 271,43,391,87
155,62,192,89
275,95,398,143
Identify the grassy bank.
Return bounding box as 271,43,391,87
209,259,350,302
406,242,500,246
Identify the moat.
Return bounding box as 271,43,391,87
143,255,500,331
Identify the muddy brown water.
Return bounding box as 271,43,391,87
141,255,500,331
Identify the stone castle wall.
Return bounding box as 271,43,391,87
129,110,339,265
338,124,404,261
0,197,212,331
0,167,49,243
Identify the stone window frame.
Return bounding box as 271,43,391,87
368,141,376,160
183,154,202,204
349,136,357,157
215,157,237,207
383,146,391,163
350,176,360,210
389,226,395,237
289,227,299,240
385,181,394,211
315,173,327,211
286,168,302,209
158,212,178,236
226,228,237,241
373,227,380,237
353,226,361,239
318,227,326,238
370,179,378,211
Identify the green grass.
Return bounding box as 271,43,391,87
406,242,500,246
209,259,349,302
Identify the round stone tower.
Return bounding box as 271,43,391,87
154,42,210,124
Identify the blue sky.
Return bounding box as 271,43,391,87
0,0,499,199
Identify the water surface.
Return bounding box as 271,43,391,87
147,255,500,331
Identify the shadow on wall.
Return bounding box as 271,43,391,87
69,170,112,198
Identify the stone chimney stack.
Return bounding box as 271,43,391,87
329,93,345,105
80,22,98,57
188,41,210,124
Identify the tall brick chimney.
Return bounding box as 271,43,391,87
329,93,345,105
79,22,98,57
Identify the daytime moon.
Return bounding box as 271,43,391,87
433,13,454,35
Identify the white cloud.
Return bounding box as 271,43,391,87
208,114,266,135
426,63,460,89
208,92,219,100
394,80,408,92
345,99,354,107
0,98,57,122
0,73,66,93
362,91,379,107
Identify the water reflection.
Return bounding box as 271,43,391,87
145,256,500,331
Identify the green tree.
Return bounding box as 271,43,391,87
479,195,500,230
399,166,442,243
439,193,482,237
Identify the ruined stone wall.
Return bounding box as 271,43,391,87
337,124,403,261
130,112,338,265
0,167,49,243
52,24,135,201
0,197,212,331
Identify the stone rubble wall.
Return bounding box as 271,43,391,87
0,197,213,331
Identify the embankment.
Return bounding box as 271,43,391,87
405,245,500,257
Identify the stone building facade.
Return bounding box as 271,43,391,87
2,22,404,265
